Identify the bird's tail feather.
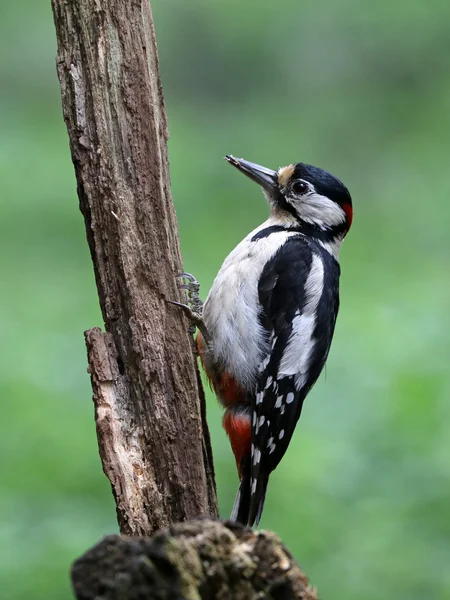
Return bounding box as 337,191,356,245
230,456,269,527
230,456,252,524
247,471,269,527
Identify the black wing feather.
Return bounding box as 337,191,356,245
247,237,340,525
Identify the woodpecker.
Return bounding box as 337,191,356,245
175,155,352,527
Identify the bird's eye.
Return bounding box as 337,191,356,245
291,180,308,195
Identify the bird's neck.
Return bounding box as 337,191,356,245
263,212,345,260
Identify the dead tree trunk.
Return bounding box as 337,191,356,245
51,0,218,535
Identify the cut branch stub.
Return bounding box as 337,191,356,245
71,520,318,600
52,0,218,534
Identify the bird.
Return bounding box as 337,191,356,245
174,155,352,527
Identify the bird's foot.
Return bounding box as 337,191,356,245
169,272,210,343
176,272,204,316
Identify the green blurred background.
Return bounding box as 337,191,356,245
1,1,450,598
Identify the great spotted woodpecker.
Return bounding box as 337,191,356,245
175,156,352,527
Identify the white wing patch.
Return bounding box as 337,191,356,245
278,253,324,389
285,392,295,404
251,253,325,465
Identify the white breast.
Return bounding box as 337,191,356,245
203,219,298,390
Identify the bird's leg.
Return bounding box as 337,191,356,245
169,272,211,345
177,272,204,317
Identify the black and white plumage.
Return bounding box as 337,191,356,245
199,157,352,527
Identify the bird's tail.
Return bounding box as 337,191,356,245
230,455,269,527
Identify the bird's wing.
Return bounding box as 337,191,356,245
247,236,340,524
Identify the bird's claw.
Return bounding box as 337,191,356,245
170,272,209,342
167,300,201,324
175,272,204,317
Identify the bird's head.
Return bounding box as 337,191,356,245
225,155,352,236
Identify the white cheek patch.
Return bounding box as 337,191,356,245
291,192,346,227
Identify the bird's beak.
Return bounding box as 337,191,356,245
225,155,278,194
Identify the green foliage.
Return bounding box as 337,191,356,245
1,1,450,598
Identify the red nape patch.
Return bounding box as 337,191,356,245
343,201,353,229
222,411,251,478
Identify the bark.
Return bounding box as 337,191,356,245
71,519,318,600
51,0,218,535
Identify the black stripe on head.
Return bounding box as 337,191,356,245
251,225,302,241
251,222,347,244
271,189,299,219
295,219,348,242
293,163,352,208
